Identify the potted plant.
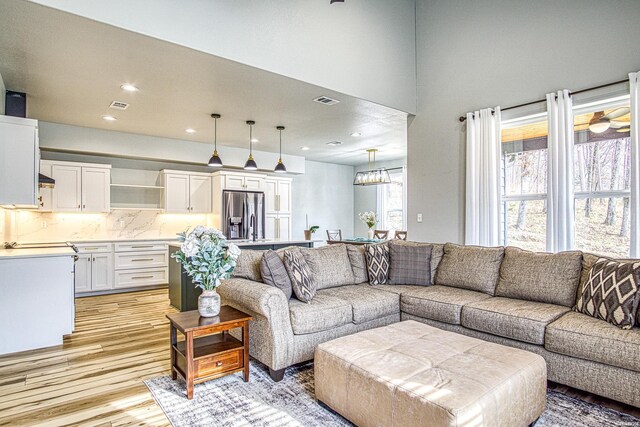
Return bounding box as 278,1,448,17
304,225,319,240
358,211,379,239
172,226,241,317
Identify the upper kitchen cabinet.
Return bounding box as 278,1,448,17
265,177,292,215
44,160,111,213
212,171,266,192
162,170,212,213
0,116,39,207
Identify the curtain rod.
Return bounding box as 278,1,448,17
458,78,629,122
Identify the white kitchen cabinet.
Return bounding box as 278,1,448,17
48,161,111,213
213,171,266,191
0,115,38,207
162,170,211,213
244,175,265,191
224,175,246,191
74,244,114,294
265,215,277,239
38,161,53,211
266,214,291,240
265,177,292,239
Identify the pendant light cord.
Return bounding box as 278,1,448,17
214,116,217,151
249,124,253,155
279,128,282,158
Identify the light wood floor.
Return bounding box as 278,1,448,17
0,289,638,426
0,289,174,426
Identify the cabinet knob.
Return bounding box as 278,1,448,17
216,361,223,367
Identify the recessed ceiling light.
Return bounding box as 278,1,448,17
326,141,342,146
102,115,117,121
121,83,139,92
300,146,310,151
251,138,259,143
350,132,362,137
185,128,197,134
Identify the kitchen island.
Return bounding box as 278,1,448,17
168,240,320,311
0,247,76,355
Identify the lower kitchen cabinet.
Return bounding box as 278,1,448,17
74,244,114,294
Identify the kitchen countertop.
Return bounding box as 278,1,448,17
0,247,77,259
17,237,181,245
168,239,323,247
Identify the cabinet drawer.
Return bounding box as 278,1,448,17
74,243,113,254
114,267,168,288
115,241,168,252
196,350,243,378
114,251,168,270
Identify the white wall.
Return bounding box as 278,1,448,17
0,70,5,115
291,160,354,242
30,0,417,114
408,0,640,244
353,159,406,236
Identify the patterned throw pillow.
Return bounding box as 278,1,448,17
283,249,317,303
260,250,293,299
365,243,390,285
575,258,640,329
388,241,433,286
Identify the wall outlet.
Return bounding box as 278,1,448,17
41,220,48,229
118,219,125,229
417,213,423,223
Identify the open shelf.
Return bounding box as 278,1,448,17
174,334,243,360
110,183,164,189
110,205,164,211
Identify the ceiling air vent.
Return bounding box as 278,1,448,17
326,141,343,146
109,101,129,110
313,95,340,106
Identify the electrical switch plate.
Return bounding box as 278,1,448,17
417,213,423,223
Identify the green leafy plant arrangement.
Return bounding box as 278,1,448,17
309,226,319,234
171,226,241,291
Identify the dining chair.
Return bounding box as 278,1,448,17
373,230,389,240
326,229,342,241
394,230,408,240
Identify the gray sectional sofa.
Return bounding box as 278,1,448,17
218,242,640,408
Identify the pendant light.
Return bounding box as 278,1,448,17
274,125,287,173
244,120,258,170
353,149,391,186
207,113,223,167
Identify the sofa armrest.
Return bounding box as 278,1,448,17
218,278,295,370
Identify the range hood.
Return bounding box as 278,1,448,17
38,173,55,189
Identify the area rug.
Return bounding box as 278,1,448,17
144,361,640,427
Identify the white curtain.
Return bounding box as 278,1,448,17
630,72,640,257
465,107,501,246
546,89,575,252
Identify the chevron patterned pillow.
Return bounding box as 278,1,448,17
575,258,640,329
365,243,390,285
283,249,317,303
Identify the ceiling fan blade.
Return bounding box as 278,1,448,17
610,120,630,128
604,107,630,120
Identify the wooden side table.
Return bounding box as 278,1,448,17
166,306,252,399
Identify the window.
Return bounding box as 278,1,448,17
501,115,548,252
377,168,406,232
573,98,631,257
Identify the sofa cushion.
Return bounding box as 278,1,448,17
461,297,570,345
496,247,582,307
575,257,640,329
546,311,640,372
288,295,353,334
260,250,292,299
387,240,432,286
429,243,445,280
284,249,317,303
401,285,492,325
347,245,369,284
365,243,390,285
434,243,504,295
320,284,400,324
232,249,263,282
299,244,355,289
374,284,424,295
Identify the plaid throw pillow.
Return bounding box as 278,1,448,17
575,258,640,329
365,243,390,285
388,241,433,285
283,249,317,303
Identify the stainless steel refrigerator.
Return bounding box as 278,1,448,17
222,190,265,241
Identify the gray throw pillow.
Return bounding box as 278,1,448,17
435,243,504,295
496,246,583,307
284,249,317,303
388,241,432,285
347,245,369,284
260,250,293,299
575,258,640,329
299,244,355,289
365,243,390,285
232,249,263,282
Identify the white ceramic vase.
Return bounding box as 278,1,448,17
367,228,375,239
198,289,221,317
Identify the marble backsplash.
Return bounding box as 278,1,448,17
5,210,212,243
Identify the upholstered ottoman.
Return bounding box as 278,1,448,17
315,320,546,427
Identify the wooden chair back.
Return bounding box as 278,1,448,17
326,229,342,241
374,230,389,240
394,231,408,240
